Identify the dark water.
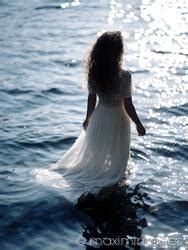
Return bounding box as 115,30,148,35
0,0,187,249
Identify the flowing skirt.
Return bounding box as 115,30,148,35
31,104,131,200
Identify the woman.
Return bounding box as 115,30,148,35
33,31,146,197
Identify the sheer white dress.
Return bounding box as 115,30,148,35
31,70,133,200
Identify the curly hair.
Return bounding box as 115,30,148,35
86,31,124,94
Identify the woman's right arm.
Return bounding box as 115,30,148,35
124,97,146,136
83,93,97,130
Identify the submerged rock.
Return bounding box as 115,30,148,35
75,183,153,249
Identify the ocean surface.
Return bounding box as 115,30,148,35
0,0,187,249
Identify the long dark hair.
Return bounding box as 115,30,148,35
86,31,124,94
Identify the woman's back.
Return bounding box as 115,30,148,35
89,69,132,107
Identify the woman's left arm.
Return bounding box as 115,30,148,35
83,93,97,130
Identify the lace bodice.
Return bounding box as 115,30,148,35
98,92,124,106
88,70,132,106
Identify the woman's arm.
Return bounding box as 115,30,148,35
83,93,97,130
124,97,146,136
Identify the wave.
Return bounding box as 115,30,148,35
0,88,33,95
149,143,187,160
35,5,62,10
0,87,66,96
14,136,77,149
151,49,188,56
154,103,188,116
51,59,80,67
41,87,63,95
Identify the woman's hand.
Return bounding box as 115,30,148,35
83,118,90,130
136,123,146,136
